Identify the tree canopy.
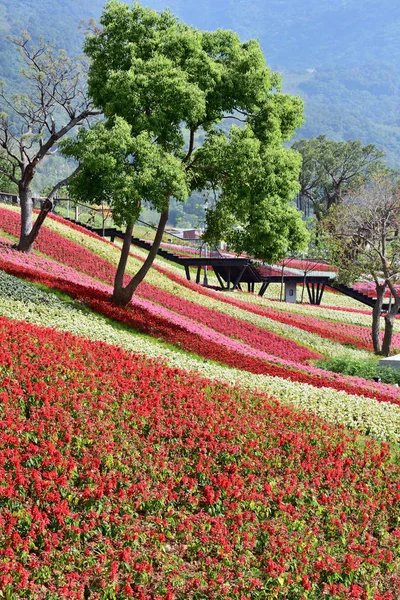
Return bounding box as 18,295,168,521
64,0,307,305
196,126,308,261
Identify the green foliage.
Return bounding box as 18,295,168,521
61,118,189,228
288,64,400,167
317,356,400,386
65,0,307,263
293,135,387,222
0,0,104,85
0,171,17,193
196,126,308,261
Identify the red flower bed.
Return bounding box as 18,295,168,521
1,315,400,599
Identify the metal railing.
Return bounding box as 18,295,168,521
0,192,222,257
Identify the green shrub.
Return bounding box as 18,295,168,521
316,356,400,385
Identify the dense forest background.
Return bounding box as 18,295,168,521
1,0,400,222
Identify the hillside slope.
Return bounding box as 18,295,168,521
2,0,399,70
2,204,400,596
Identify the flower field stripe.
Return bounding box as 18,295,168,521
0,224,368,369
0,237,110,290
2,256,400,409
1,205,388,344
0,207,327,362
32,214,392,358
1,206,398,354
0,205,386,316
43,210,399,349
0,235,320,365
1,205,396,369
132,280,322,364
2,269,400,445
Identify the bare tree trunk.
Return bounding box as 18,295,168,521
21,198,54,250
301,272,306,303
17,183,34,252
372,282,386,354
382,297,400,357
112,208,169,307
16,169,79,252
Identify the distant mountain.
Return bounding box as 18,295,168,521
146,0,400,71
1,0,400,168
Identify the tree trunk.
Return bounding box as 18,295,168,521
112,208,169,307
111,221,134,306
371,282,386,354
382,296,400,357
279,265,285,302
16,168,80,253
20,198,54,251
17,183,34,252
301,272,306,303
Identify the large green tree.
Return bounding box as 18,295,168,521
66,0,306,306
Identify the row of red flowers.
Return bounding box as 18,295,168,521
1,314,399,598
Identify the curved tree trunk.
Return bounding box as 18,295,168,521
17,183,34,253
301,272,306,303
111,221,134,306
371,282,386,354
19,198,54,251
16,169,80,253
279,264,285,302
112,207,169,307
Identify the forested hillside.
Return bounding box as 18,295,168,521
147,0,400,68
1,0,399,172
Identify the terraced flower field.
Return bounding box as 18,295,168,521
2,203,400,599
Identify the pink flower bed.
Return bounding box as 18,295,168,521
0,244,319,366
353,282,400,299
159,264,398,352
278,258,338,272
0,208,395,352
0,210,320,364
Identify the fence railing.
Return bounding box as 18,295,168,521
0,192,218,257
